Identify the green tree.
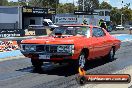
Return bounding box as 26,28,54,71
110,6,132,25
57,3,75,13
110,8,121,25
78,0,99,11
131,10,132,21
29,0,59,8
0,0,8,6
57,3,65,13
124,3,130,9
99,1,112,9
122,8,132,23
8,1,27,6
8,1,18,6
63,3,75,13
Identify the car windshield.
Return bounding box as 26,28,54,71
50,26,90,37
28,25,44,29
48,22,53,25
117,25,123,27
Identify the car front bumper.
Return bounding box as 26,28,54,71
21,51,77,62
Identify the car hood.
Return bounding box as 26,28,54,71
116,26,124,28
21,36,84,45
49,25,58,28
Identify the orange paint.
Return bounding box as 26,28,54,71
21,24,121,62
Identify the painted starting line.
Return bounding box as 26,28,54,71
0,34,132,61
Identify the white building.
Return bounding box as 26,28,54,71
0,6,56,29
0,6,22,29
94,9,111,25
55,9,111,26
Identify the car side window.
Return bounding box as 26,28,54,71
92,28,105,37
85,27,90,38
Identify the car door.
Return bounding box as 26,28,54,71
91,27,107,58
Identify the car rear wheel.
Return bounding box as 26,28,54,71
31,59,43,69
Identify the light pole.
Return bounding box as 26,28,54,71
83,0,84,11
82,0,84,23
18,1,20,29
121,0,123,25
121,14,123,25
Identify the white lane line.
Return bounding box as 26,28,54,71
0,55,25,62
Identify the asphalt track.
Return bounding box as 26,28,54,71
0,30,132,88
0,40,132,88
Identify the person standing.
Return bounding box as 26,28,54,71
99,19,107,30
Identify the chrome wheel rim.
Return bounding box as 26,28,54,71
110,48,114,59
79,55,86,68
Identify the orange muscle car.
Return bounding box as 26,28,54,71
20,25,121,69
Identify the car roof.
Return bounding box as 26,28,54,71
117,25,123,26
29,25,44,27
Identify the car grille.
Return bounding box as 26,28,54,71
36,45,45,52
36,45,57,53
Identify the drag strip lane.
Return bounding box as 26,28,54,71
0,41,132,88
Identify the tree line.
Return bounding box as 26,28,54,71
0,0,132,25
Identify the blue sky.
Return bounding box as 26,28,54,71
8,0,132,9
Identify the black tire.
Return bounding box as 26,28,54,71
106,47,115,61
50,28,54,31
31,59,43,69
69,52,88,71
78,52,87,69
76,75,87,85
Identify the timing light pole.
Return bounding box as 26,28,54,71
83,0,84,11
82,0,85,23
121,0,123,26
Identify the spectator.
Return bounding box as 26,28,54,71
83,19,87,25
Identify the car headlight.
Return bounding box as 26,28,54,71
26,45,36,51
20,45,36,51
57,45,74,54
20,44,25,51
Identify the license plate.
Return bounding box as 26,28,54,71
39,55,50,59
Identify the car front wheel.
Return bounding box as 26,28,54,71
69,52,87,71
107,47,115,61
31,59,43,69
79,53,86,68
